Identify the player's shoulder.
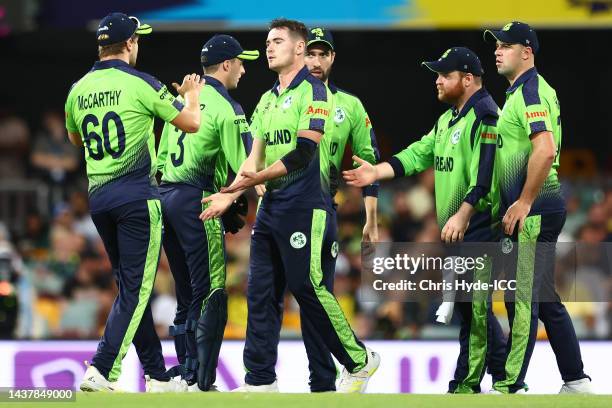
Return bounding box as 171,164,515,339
207,82,246,117
66,75,87,99
331,83,359,99
519,70,556,107
534,74,558,102
110,63,165,93
302,72,329,102
332,85,364,106
473,91,500,121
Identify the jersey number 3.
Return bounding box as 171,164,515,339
170,127,186,167
81,111,125,160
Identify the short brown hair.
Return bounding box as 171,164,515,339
269,18,308,42
459,71,483,85
203,62,222,74
98,34,138,59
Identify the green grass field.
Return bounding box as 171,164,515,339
5,393,612,408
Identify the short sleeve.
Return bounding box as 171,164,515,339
137,75,184,123
298,80,331,133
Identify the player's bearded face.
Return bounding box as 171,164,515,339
435,71,464,104
305,46,334,82
266,28,302,71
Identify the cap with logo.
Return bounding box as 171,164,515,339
96,12,152,46
421,47,484,76
307,27,334,51
200,34,260,67
484,21,539,54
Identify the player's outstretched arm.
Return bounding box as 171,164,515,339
170,74,205,133
220,130,321,195
343,156,395,187
199,138,265,221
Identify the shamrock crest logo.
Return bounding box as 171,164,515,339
290,232,307,249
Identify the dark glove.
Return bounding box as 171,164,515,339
221,194,248,234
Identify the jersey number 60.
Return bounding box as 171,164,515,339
81,111,126,160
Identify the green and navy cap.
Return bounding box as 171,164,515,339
96,12,152,46
421,47,484,76
200,34,260,67
484,21,539,53
307,27,334,50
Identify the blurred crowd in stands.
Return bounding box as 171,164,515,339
0,110,611,341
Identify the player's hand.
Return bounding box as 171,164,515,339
255,184,266,197
362,221,379,243
343,156,377,187
199,193,233,220
502,199,531,236
172,73,205,97
220,171,263,194
441,212,470,243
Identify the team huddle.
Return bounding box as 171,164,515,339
64,12,592,394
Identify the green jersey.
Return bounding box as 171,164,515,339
157,76,250,192
496,68,564,215
328,83,380,199
389,88,500,239
65,59,183,213
250,66,333,211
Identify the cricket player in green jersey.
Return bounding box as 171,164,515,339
156,34,258,391
202,18,379,393
302,26,380,392
344,47,506,393
484,21,592,394
64,12,203,393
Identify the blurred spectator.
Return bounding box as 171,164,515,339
30,110,80,205
0,115,30,179
17,212,50,260
69,191,98,244
389,191,424,242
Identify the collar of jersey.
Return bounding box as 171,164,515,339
328,82,339,94
271,66,310,95
204,75,238,107
91,59,131,71
204,75,226,91
506,67,538,95
448,87,490,127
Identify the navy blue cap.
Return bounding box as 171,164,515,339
307,27,334,50
200,34,259,67
96,12,152,46
484,21,539,54
421,47,484,76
